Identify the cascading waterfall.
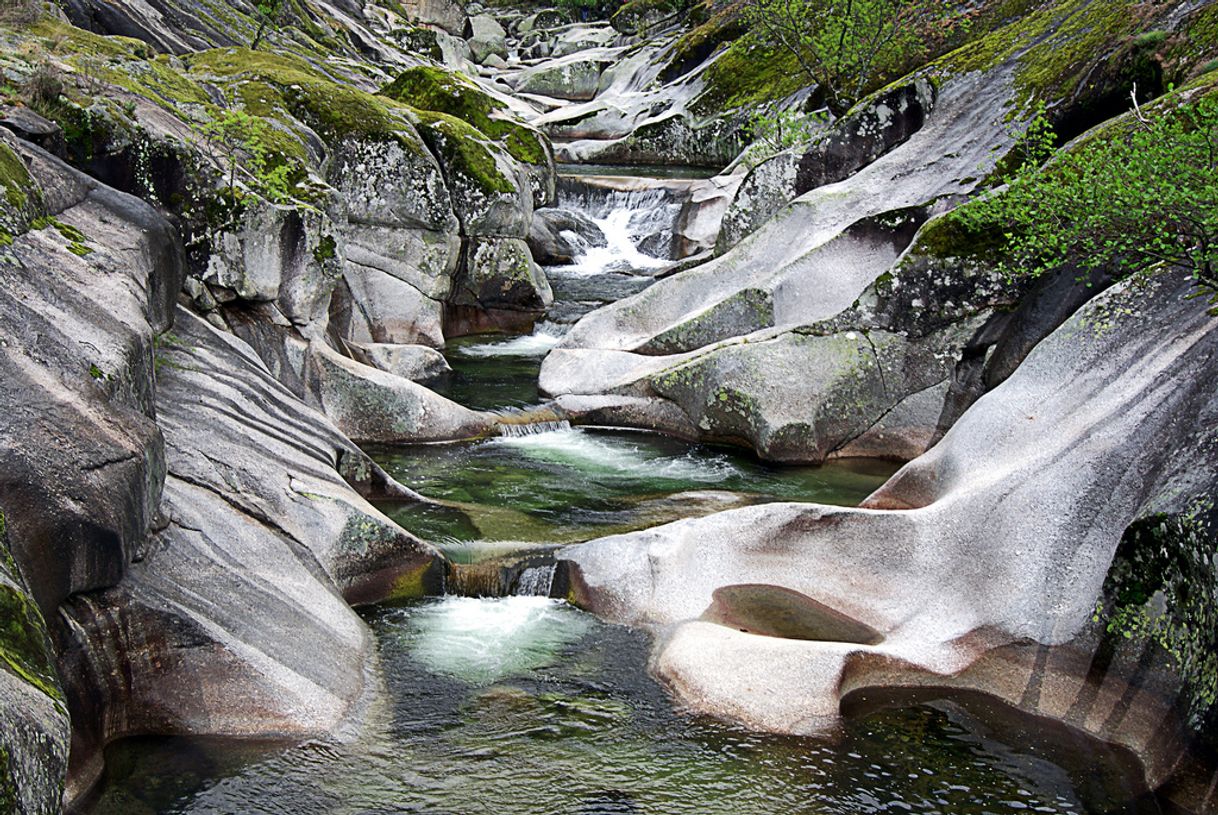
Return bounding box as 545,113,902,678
498,420,573,437
514,564,557,596
553,178,685,274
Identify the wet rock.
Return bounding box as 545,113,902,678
527,207,607,265
703,584,884,644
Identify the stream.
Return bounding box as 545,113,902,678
86,170,1168,815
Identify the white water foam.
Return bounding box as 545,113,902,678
406,596,589,685
459,322,567,358
555,187,678,277
492,426,738,483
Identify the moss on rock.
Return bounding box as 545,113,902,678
380,66,549,166
187,48,412,143
0,512,64,708
414,110,514,195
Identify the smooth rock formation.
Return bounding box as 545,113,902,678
562,270,1218,800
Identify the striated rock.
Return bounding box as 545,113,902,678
58,306,447,798
719,78,936,251
0,133,182,622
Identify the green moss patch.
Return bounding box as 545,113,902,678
0,140,30,213
415,110,514,194
188,48,411,142
695,38,805,112
380,66,548,165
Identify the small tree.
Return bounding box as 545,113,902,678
742,0,955,116
251,0,287,50
746,108,820,155
956,93,1218,309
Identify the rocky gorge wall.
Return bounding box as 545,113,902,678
0,3,568,807
0,0,1216,811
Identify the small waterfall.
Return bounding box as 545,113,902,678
499,420,572,437
514,564,556,597
555,177,686,267
446,556,562,598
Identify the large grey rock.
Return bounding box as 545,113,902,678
202,199,346,332
0,133,183,622
513,55,611,100
58,307,447,798
304,342,493,443
357,342,451,381
552,70,1012,356
466,14,507,64
719,78,936,251
543,319,977,463
561,271,1218,793
415,118,535,239
402,0,466,34
0,134,183,800
455,236,554,313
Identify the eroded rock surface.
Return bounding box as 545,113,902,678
562,272,1218,800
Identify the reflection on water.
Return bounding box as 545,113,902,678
89,597,1161,815
370,427,898,546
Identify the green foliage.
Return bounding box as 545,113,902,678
251,0,288,49
312,233,337,263
1097,499,1217,734
742,0,958,115
198,107,307,209
745,108,821,153
955,93,1218,308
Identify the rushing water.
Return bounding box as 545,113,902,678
87,166,1170,815
371,429,895,548
90,596,1159,815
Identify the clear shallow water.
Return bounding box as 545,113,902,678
370,427,898,547
89,596,1161,815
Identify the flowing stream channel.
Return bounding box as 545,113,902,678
87,170,1167,815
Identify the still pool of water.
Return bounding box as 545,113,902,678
370,427,898,548
88,596,1160,815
